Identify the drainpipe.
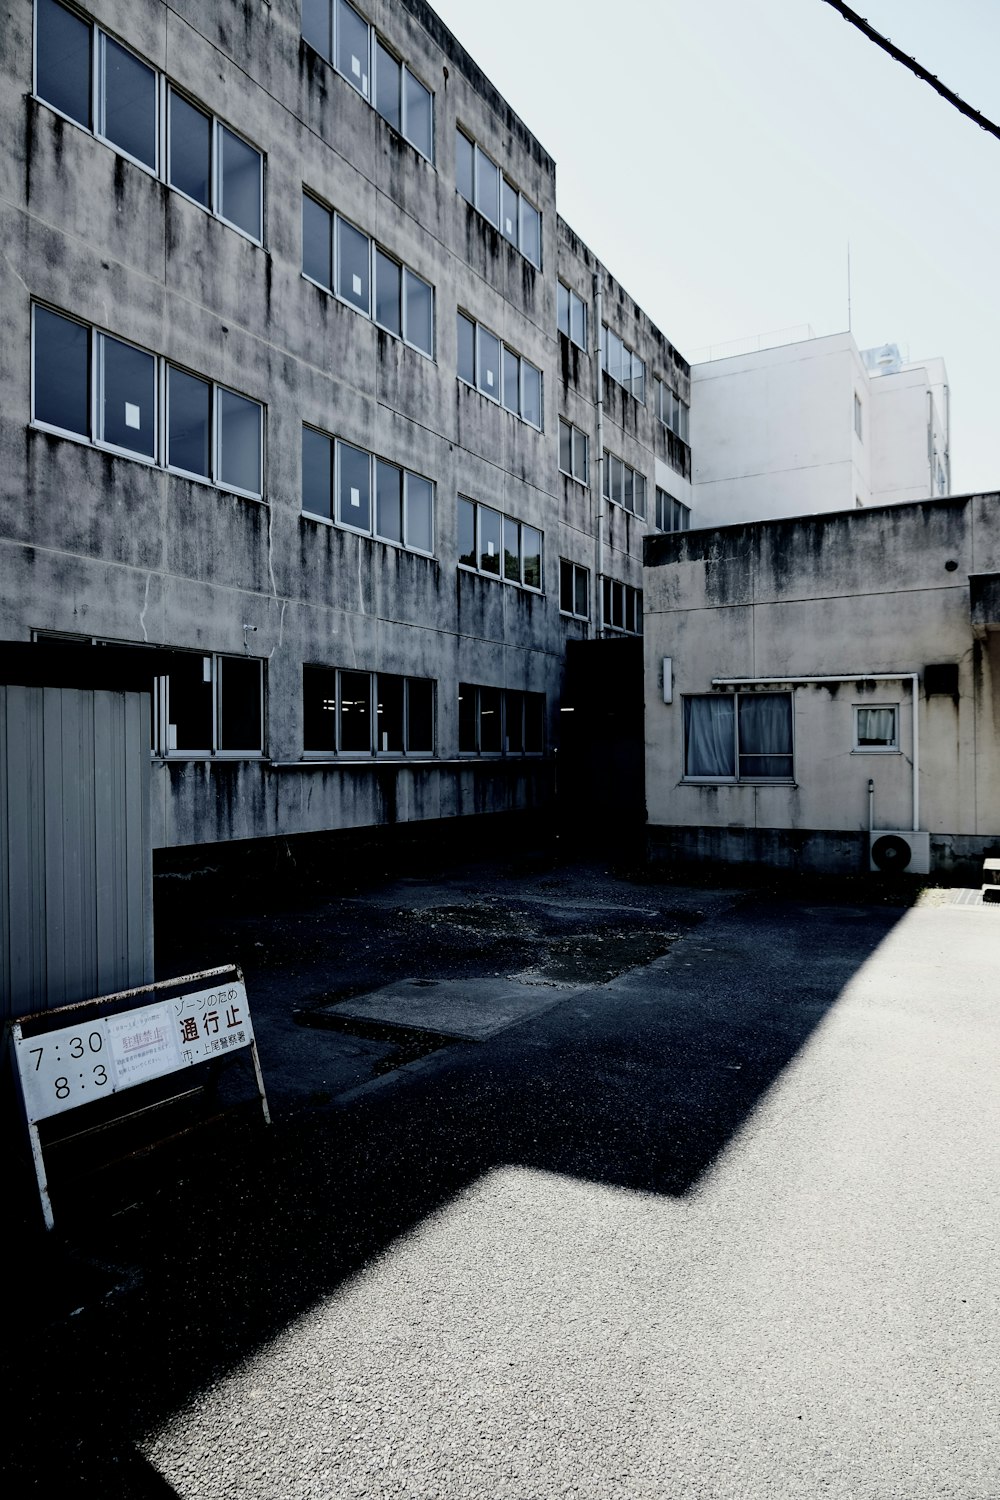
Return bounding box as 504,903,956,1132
868,778,874,833
593,273,605,639
711,671,920,832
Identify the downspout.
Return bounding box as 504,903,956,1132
711,671,920,832
593,274,604,638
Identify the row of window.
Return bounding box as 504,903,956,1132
459,685,545,756
36,0,264,242
32,306,263,497
457,314,543,428
457,499,543,592
602,580,643,636
456,131,542,268
656,379,690,443
602,325,646,404
302,429,434,553
302,194,434,356
682,696,901,781
603,453,648,519
302,0,434,159
655,487,691,533
557,284,588,350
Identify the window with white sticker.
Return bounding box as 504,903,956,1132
154,652,264,756
301,426,434,555
32,305,263,497
302,1,434,159
456,313,542,428
35,1,264,242
455,128,541,268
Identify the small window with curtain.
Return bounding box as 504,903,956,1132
854,704,898,751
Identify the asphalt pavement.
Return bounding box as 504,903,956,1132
4,859,998,1499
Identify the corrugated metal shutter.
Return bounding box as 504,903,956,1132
1,685,152,1021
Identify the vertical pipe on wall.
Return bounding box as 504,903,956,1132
593,274,605,638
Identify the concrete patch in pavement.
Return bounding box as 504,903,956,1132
316,974,579,1041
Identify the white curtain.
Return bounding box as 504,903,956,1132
685,697,735,777
857,707,896,746
738,693,793,777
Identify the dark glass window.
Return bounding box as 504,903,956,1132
376,674,404,753
101,35,157,169
169,91,211,207
374,41,401,130
458,685,476,752
302,426,333,519
479,506,501,576
503,517,521,582
218,657,262,751
167,654,214,752
501,179,519,246
456,131,474,202
404,72,433,158
479,686,502,753
475,150,499,227
336,0,370,96
218,389,261,495
99,335,155,458
405,474,433,553
404,271,433,355
33,306,89,437
374,249,402,336
521,362,541,428
502,347,520,413
457,497,476,568
407,678,433,752
376,459,403,544
337,442,371,531
339,670,371,752
302,0,332,59
457,313,476,385
525,694,544,752
477,328,500,398
303,665,337,751
219,126,261,241
36,0,91,128
167,368,211,477
336,217,370,313
303,194,333,288
522,526,542,591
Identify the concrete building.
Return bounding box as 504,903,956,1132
642,493,1000,877
689,331,950,527
0,0,693,863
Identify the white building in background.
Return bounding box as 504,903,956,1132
687,330,950,528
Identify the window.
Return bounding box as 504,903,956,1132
655,487,690,532
602,452,646,518
655,379,690,443
601,578,642,635
684,693,793,780
601,324,645,402
458,684,544,755
457,498,542,591
34,1,263,242
854,391,863,440
154,652,264,756
301,427,433,554
302,193,434,356
558,419,589,484
456,313,542,427
854,705,898,751
302,666,434,756
32,306,263,496
302,1,434,159
559,560,590,620
455,129,541,268
557,283,587,349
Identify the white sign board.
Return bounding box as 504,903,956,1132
15,980,254,1125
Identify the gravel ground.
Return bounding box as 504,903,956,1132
4,858,998,1498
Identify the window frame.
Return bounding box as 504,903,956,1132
558,418,589,485
853,703,899,753
602,451,647,519
31,304,265,500
600,577,643,636
682,692,795,783
600,323,645,403
154,652,265,759
655,378,690,444
301,190,435,359
302,1,435,162
456,312,543,429
654,487,691,533
557,283,588,350
455,128,542,269
457,682,545,757
300,424,435,557
302,664,436,759
33,3,265,245
559,559,590,621
457,497,543,593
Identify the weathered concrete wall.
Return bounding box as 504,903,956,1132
643,493,1000,874
0,0,691,851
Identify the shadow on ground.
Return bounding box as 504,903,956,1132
3,855,914,1496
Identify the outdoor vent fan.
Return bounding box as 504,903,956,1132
868,830,931,875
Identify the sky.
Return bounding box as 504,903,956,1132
430,0,1000,494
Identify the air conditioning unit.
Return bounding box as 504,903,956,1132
869,829,930,875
